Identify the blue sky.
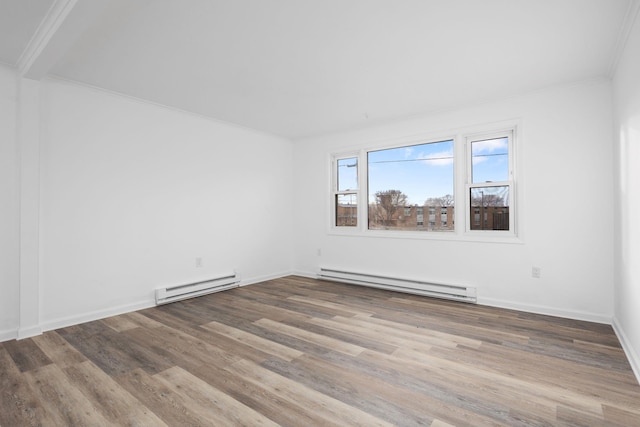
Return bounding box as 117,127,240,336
337,158,358,191
471,137,509,183
368,140,454,205
337,136,508,206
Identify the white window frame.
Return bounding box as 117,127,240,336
331,152,360,230
328,122,521,243
464,128,516,237
366,136,456,235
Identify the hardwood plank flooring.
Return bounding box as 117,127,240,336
1,275,639,426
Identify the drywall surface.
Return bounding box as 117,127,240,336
0,64,19,338
613,10,640,380
38,79,293,327
293,80,614,322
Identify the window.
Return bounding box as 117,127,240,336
367,139,454,232
333,156,358,227
467,131,514,232
330,124,517,238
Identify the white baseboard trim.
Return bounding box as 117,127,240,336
5,271,620,354
39,298,156,334
478,297,612,324
3,272,294,341
0,328,18,342
290,270,318,279
612,317,640,385
17,325,43,340
0,270,380,343
306,269,612,324
240,270,293,287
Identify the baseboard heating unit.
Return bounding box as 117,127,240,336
155,272,240,305
318,268,477,303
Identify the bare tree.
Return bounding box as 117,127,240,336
424,194,454,207
374,190,408,226
471,193,505,207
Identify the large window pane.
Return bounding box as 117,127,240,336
337,158,358,191
469,186,509,230
471,137,509,183
336,193,357,226
368,140,454,231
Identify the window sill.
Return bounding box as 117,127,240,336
327,227,523,244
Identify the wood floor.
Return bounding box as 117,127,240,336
1,276,639,426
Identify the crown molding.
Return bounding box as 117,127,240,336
17,0,77,78
608,0,640,78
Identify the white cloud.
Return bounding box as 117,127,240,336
472,156,488,165
473,137,507,154
404,147,414,159
420,150,454,166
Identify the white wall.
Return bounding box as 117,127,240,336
293,80,614,322
0,64,20,339
38,79,293,329
612,11,640,379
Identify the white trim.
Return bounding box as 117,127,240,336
464,128,516,236
290,270,318,279
478,296,612,325
23,278,618,335
0,271,295,342
608,0,640,78
327,120,522,243
2,270,623,367
17,77,42,340
0,328,18,342
39,299,156,334
239,271,293,287
298,267,613,323
2,272,295,342
327,227,524,244
612,317,640,385
330,151,361,231
17,0,77,75
17,325,43,340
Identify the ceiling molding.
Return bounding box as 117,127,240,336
608,0,640,78
17,0,77,79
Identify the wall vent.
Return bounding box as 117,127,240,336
318,267,476,303
155,272,240,305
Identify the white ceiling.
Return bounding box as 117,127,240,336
1,0,636,139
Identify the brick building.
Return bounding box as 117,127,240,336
338,203,509,231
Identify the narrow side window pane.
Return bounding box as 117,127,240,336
336,194,358,227
471,137,509,183
337,158,358,191
368,140,454,231
469,186,510,230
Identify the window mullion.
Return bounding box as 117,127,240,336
359,149,367,231
330,124,517,239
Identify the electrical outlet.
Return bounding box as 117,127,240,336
317,248,322,256
532,266,541,278
195,257,203,268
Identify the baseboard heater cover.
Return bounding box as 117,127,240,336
155,272,240,305
318,268,477,303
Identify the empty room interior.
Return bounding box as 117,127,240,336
1,0,640,425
